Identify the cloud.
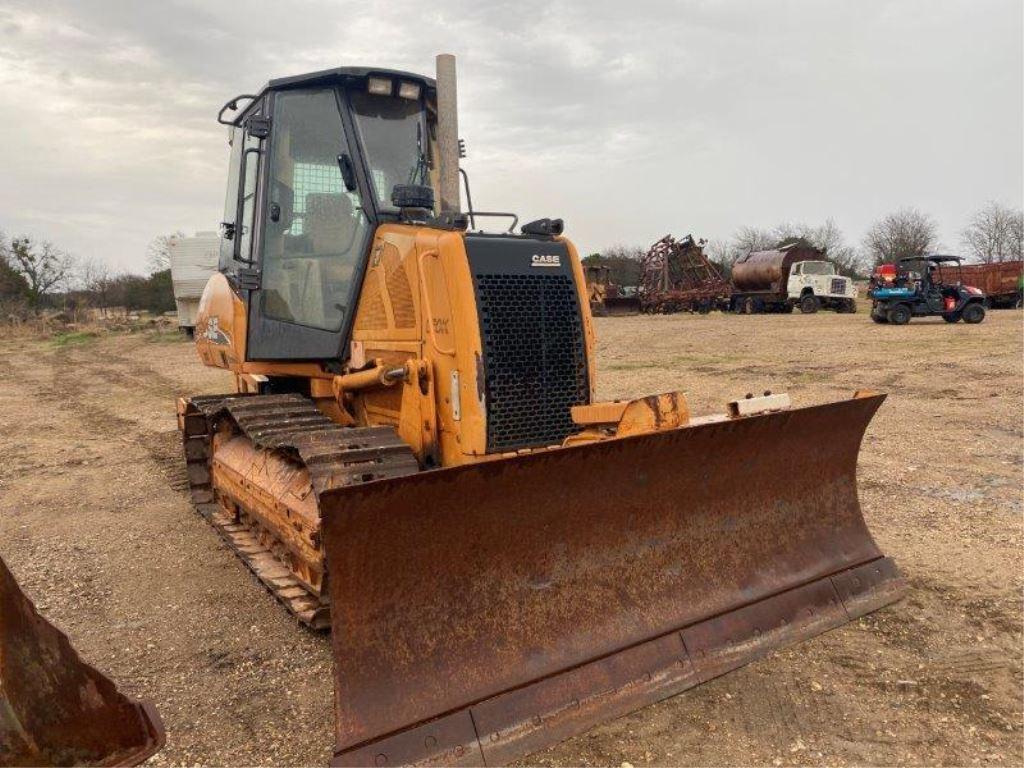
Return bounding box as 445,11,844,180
0,0,1020,271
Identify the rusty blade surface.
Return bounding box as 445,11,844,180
321,394,905,766
0,556,164,767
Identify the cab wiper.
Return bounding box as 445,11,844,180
408,121,429,186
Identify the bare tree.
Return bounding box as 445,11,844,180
0,229,9,281
1,230,28,303
862,207,938,266
706,226,776,268
7,236,76,311
774,219,868,277
600,244,645,261
596,244,644,286
1012,211,1024,262
79,256,117,317
732,226,777,257
147,231,185,273
704,239,731,267
961,202,1023,263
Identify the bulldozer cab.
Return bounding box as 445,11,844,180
217,68,438,360
584,264,611,284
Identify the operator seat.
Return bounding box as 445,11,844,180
305,192,358,323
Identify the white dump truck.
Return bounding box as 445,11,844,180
168,231,220,334
730,241,857,313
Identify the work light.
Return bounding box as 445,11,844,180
398,81,421,100
367,76,392,95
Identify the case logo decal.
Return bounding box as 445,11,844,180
531,253,561,267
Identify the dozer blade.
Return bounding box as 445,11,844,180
0,556,164,767
603,296,642,316
321,393,905,767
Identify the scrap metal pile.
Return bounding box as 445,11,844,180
638,234,732,313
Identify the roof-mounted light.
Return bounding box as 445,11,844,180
367,76,393,95
398,81,421,100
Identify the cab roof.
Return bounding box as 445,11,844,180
267,66,435,92
219,66,436,126
898,254,963,264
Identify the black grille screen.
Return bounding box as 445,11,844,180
831,278,845,295
475,271,589,452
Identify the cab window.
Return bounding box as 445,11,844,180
219,126,243,270
261,88,370,331
800,262,835,276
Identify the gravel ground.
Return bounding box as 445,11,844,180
0,308,1020,766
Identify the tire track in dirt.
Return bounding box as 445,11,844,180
39,338,195,492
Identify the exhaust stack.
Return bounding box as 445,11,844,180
435,53,461,213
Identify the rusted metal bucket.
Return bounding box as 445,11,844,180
0,556,165,767
321,393,904,766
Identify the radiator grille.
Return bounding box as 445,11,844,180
475,272,588,452
831,278,845,295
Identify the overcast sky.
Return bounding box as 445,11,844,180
0,0,1020,271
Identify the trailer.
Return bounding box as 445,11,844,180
934,260,1022,308
168,231,220,334
730,241,857,314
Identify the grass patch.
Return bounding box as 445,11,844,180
145,329,189,345
608,354,741,372
669,353,739,366
606,361,659,372
51,331,99,348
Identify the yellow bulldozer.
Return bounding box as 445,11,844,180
584,263,640,316
178,55,905,765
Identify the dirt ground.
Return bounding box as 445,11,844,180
1,309,1021,767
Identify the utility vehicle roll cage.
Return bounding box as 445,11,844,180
898,255,964,285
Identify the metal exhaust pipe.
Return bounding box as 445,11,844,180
435,53,461,213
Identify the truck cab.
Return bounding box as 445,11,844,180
787,261,858,313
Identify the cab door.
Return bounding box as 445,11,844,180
245,87,374,361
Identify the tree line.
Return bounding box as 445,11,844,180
5,202,1021,312
0,229,182,319
590,202,1023,285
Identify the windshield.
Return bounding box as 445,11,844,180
349,90,431,210
800,261,835,275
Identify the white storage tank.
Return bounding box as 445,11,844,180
168,231,219,333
